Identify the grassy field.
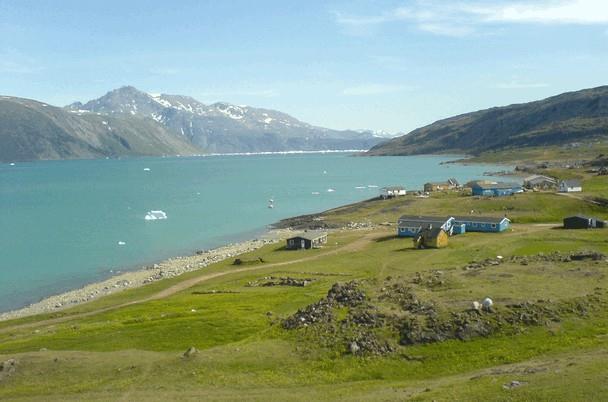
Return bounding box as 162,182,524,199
1,190,607,401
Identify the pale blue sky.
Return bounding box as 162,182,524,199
1,0,607,133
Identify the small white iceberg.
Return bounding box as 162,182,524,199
367,185,378,188
9,163,15,166
327,188,335,193
117,241,126,246
312,191,320,195
145,210,168,221
355,186,366,189
143,167,151,171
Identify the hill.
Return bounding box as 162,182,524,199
367,85,608,156
0,96,200,162
68,86,385,154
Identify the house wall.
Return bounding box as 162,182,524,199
563,218,591,229
453,219,509,232
397,226,421,237
472,187,520,197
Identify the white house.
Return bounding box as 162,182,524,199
380,186,406,199
559,179,582,193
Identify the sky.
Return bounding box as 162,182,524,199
1,0,607,133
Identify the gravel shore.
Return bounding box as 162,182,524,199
0,229,293,321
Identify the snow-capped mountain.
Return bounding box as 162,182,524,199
67,86,384,153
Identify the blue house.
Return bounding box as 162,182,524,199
471,182,522,197
453,216,511,232
397,215,455,237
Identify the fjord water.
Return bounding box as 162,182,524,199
0,153,508,312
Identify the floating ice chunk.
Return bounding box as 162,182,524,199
367,185,378,188
355,186,366,189
9,163,15,166
312,192,320,195
145,210,168,220
117,241,126,246
323,170,327,174
327,188,335,192
143,167,151,171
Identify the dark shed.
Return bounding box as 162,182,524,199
563,215,593,229
286,230,328,250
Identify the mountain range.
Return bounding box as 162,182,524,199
0,87,387,162
367,85,608,156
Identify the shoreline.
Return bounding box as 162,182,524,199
0,228,295,322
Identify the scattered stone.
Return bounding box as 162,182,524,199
248,276,315,287
183,347,199,358
482,297,494,311
349,341,360,354
0,358,17,374
503,380,527,390
472,301,482,312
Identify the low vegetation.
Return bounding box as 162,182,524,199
1,180,607,400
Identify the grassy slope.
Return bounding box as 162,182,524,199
1,189,607,400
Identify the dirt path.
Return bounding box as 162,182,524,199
0,231,385,335
556,191,602,205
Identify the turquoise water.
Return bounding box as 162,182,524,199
0,153,509,312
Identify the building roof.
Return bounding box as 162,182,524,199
398,215,453,227
524,175,557,184
289,230,328,241
419,227,446,239
382,186,405,191
561,179,582,187
564,215,592,220
399,215,452,223
453,216,510,224
472,182,522,190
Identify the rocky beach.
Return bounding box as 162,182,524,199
0,230,293,321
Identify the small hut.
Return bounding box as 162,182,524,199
413,228,449,249
286,230,328,250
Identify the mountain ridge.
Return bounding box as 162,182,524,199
68,86,385,154
0,95,200,162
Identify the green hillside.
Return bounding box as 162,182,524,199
368,86,608,156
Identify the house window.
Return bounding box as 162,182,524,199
472,222,478,227
491,223,497,228
289,240,294,245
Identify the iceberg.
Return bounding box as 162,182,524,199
145,210,168,221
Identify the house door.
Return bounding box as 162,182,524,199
301,240,306,249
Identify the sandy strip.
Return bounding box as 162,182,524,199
0,229,294,321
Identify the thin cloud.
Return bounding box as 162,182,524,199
0,60,42,74
198,89,279,99
492,80,550,89
342,84,412,96
149,67,180,76
334,0,608,37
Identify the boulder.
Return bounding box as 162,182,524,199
183,347,199,358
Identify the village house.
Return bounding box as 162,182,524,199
380,185,406,199
470,182,523,197
413,227,449,249
453,216,511,232
559,179,582,193
523,174,557,190
423,178,460,192
397,215,455,237
563,215,606,229
285,231,328,250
